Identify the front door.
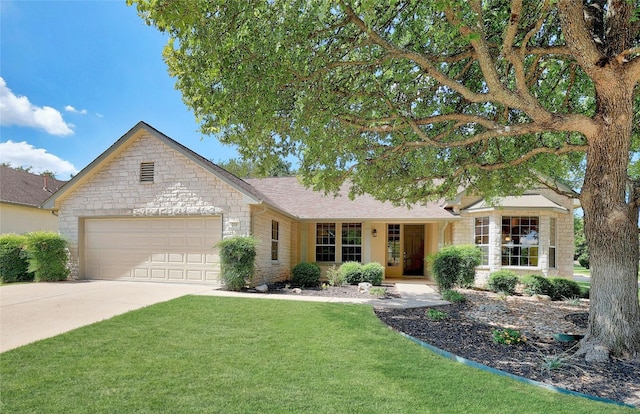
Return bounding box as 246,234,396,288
403,225,425,276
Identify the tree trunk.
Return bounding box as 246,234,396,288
579,78,640,362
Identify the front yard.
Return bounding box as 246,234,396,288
0,296,633,413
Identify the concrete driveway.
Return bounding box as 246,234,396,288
0,280,215,353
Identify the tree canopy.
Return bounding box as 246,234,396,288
130,0,640,361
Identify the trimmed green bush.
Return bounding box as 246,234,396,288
549,277,581,300
340,261,363,285
22,231,69,282
578,253,589,269
519,274,553,297
291,262,321,288
487,270,519,295
361,262,384,286
217,236,257,291
0,234,32,283
431,245,482,291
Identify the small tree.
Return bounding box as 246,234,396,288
217,236,257,291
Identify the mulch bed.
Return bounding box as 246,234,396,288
375,298,639,408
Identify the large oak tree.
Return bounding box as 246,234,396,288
129,0,640,361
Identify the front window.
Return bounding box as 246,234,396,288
341,223,362,262
271,220,279,261
316,223,336,262
549,218,557,268
474,217,489,266
502,216,539,266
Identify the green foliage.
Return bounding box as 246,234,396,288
578,253,590,269
431,245,482,291
361,262,384,286
574,217,587,261
425,308,448,321
487,270,519,295
548,277,582,301
340,261,363,285
291,262,321,288
325,265,345,287
215,157,294,178
492,328,526,346
441,289,466,303
368,287,386,297
22,232,69,282
0,234,32,283
519,274,553,297
217,236,257,291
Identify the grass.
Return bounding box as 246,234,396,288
1,296,634,413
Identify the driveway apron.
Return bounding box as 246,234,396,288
0,280,214,353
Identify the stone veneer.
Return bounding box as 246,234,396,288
58,132,251,279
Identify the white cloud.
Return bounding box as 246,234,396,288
65,105,88,115
0,77,74,136
0,140,78,178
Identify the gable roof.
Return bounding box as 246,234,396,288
0,166,66,208
246,177,458,221
43,121,265,209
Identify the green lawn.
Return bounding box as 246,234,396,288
0,296,633,413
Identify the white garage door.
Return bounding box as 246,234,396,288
84,217,221,283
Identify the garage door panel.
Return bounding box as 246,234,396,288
84,217,221,283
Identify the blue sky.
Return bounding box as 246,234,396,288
0,0,240,179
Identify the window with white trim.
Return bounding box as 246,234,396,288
271,220,279,261
549,218,557,268
387,224,401,267
474,217,489,266
341,223,362,262
501,216,539,266
315,223,336,262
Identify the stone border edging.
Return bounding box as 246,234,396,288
399,332,636,409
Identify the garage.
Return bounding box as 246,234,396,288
84,217,221,283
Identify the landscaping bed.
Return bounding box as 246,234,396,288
375,289,639,408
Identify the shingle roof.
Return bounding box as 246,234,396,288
0,166,66,207
462,194,568,214
245,176,458,220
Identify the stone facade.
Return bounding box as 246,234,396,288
58,132,250,279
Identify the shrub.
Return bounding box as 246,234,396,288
291,262,321,288
217,236,257,291
441,289,466,303
22,232,69,282
340,261,363,285
578,253,589,269
325,265,345,287
487,270,519,295
549,277,581,301
519,274,553,296
361,262,384,286
491,328,526,345
0,234,32,283
431,245,481,291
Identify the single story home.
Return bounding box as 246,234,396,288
43,122,577,285
1,165,66,234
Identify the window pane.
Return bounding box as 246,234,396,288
316,223,336,262
387,224,401,267
501,216,539,267
342,223,362,262
474,217,489,266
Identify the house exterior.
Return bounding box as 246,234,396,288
43,122,576,286
0,166,66,234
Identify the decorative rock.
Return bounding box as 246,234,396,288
358,282,372,293
255,284,269,293
292,288,303,294
477,303,508,314
533,294,552,302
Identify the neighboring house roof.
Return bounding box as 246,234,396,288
0,166,66,207
461,194,569,214
43,121,265,209
246,176,458,221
